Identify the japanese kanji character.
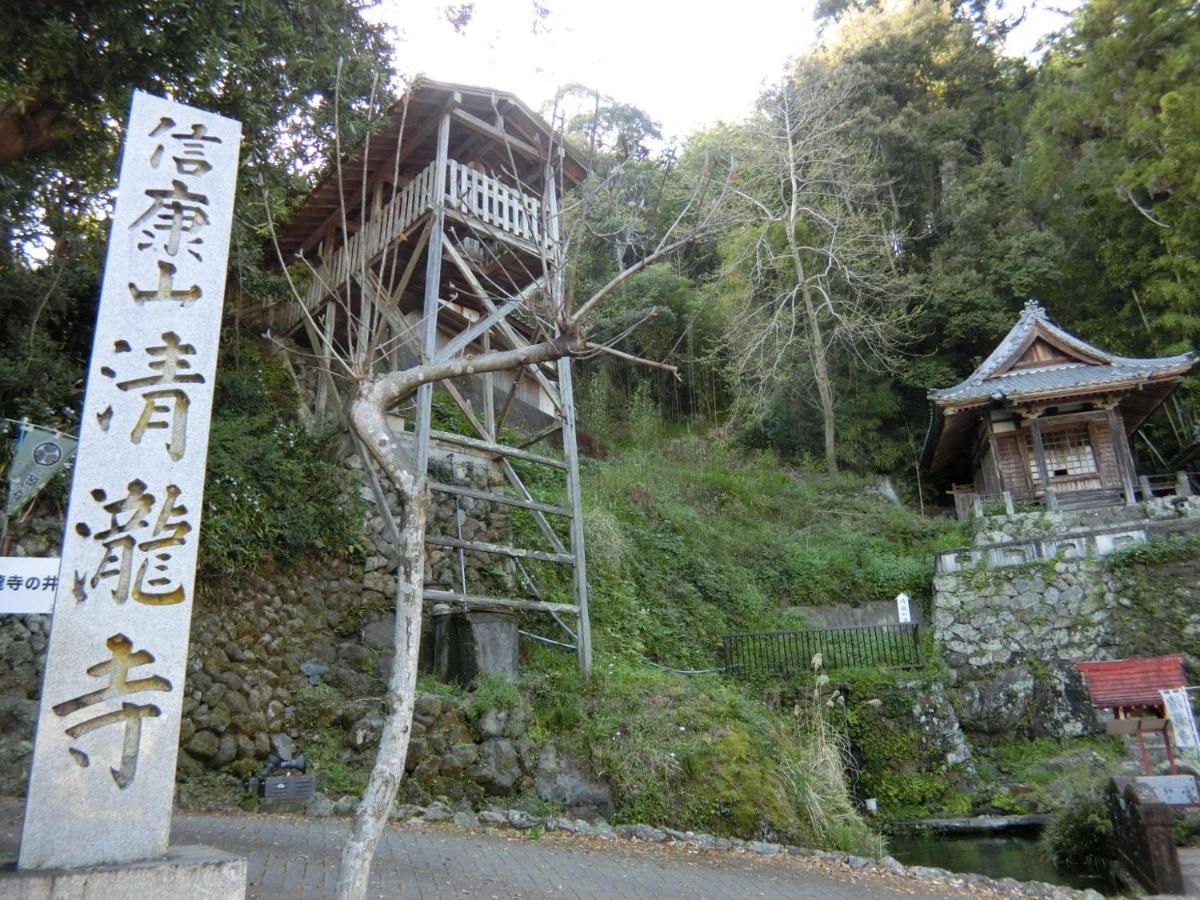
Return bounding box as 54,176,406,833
42,575,57,591
128,260,201,304
84,479,191,605
5,575,21,591
52,633,171,789
112,332,205,461
147,117,220,177
131,179,210,260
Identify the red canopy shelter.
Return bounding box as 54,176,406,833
1077,655,1189,775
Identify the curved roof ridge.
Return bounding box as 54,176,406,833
929,298,1197,401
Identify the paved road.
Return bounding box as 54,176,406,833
0,800,998,899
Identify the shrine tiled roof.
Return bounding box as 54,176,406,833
928,299,1195,407
1077,655,1188,710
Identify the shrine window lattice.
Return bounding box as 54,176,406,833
1026,427,1098,479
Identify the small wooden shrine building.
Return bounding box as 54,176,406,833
922,300,1196,514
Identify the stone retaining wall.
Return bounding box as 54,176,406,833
933,502,1200,739
0,446,594,812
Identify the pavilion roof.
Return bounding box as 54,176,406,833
272,78,588,264
928,299,1194,407
1077,655,1188,710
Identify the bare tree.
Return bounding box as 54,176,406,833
266,83,729,899
720,60,918,474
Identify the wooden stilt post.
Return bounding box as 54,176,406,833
558,356,592,676
414,104,453,474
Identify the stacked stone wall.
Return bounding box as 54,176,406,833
934,501,1200,739
0,446,582,810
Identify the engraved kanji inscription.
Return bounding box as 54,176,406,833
52,634,171,789
104,332,206,460
80,479,192,605
147,116,221,177
131,179,210,260
128,260,202,304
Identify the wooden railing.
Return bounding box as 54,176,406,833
272,159,549,333
274,163,437,333
723,624,922,678
445,160,543,245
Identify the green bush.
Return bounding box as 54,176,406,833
522,651,874,851
200,333,363,576
1040,780,1115,872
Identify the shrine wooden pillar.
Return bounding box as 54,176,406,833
1028,413,1052,500
1105,404,1139,505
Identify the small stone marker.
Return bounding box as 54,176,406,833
1136,775,1200,807
19,91,241,871
895,592,912,624
0,557,61,614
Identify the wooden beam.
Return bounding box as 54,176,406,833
424,533,574,565
559,355,593,676
383,217,432,311
1029,416,1051,493
430,480,571,517
514,421,562,449
423,588,577,615
498,458,569,554
442,238,562,412
495,368,526,431
438,377,489,440
432,297,524,363
415,107,452,474
429,428,566,469
451,107,543,163
1107,406,1139,505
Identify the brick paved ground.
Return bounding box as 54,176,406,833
0,799,997,899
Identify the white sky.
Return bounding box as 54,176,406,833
367,0,1081,143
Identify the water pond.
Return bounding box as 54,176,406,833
887,831,1123,895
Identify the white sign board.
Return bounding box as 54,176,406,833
19,91,241,871
0,558,61,614
896,592,912,624
1136,775,1200,806
1162,688,1200,749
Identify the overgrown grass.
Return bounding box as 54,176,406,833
515,422,956,671
201,332,364,576
521,647,874,851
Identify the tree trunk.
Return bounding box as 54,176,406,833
782,97,838,477
785,228,838,476
335,472,427,900
333,336,578,899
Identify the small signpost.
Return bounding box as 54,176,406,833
1162,687,1200,750
0,558,60,614
895,592,912,624
17,91,241,874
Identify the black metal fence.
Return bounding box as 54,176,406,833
723,623,921,677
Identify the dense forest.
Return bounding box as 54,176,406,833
1,0,1197,503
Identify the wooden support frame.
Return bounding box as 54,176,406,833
272,83,596,681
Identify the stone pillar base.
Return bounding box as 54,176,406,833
433,606,519,685
0,845,245,899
